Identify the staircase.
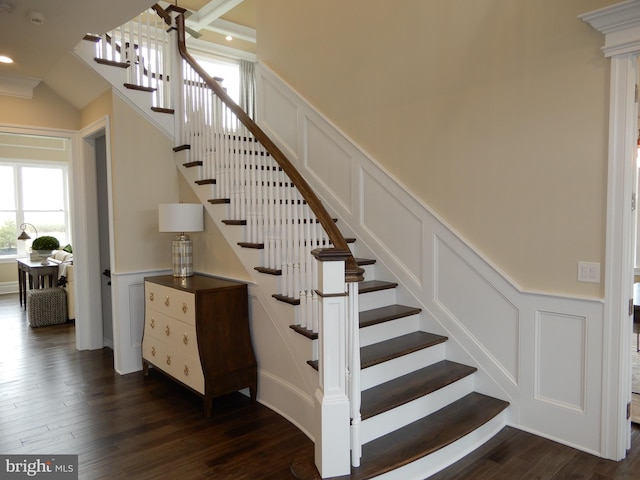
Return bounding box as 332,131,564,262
74,5,510,479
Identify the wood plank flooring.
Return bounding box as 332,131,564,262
2,292,640,479
0,293,311,479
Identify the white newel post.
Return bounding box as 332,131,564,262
312,249,351,478
168,9,185,147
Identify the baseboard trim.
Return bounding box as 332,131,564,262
0,281,18,295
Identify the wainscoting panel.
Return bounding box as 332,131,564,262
111,270,166,375
259,78,299,160
361,169,424,287
129,282,145,349
256,63,608,457
304,117,353,215
434,236,519,385
535,310,587,411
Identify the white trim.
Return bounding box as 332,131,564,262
0,281,18,295
187,36,256,62
0,73,41,99
72,119,107,350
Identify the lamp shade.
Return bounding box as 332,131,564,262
159,203,203,233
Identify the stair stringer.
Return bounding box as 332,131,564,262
176,154,323,440
72,40,174,139
255,62,609,458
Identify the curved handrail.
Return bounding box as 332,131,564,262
173,12,363,282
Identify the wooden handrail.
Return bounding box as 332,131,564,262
173,13,363,282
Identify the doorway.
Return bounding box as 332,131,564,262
72,118,113,352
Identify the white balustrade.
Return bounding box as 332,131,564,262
95,7,363,473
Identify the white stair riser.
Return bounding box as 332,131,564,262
361,375,474,444
359,288,396,312
371,411,508,480
360,263,375,279
359,314,420,347
361,343,446,390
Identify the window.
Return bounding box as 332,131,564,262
0,162,70,258
194,55,240,104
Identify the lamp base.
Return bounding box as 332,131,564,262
171,234,193,278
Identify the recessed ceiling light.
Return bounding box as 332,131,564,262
225,35,233,41
0,55,13,64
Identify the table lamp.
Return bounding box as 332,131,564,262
159,203,204,277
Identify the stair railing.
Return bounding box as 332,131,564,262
90,6,172,111
93,5,364,475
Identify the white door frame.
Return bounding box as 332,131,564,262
73,116,114,352
581,0,640,461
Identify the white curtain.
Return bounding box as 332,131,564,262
239,60,256,120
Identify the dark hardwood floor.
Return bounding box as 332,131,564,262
0,293,312,479
1,292,639,480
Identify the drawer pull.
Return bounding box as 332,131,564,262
151,346,156,356
166,355,171,366
164,296,170,307
165,325,171,336
183,334,189,345
184,364,189,376
182,302,188,314
150,318,155,329
149,292,154,301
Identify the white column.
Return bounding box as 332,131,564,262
313,248,351,478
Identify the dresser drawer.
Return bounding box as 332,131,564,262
145,308,199,358
145,282,196,325
142,335,168,371
169,352,204,394
142,335,204,394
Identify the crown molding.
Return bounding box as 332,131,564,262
0,73,41,99
580,0,640,56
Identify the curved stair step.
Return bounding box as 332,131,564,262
290,392,509,480
361,360,477,420
351,393,509,479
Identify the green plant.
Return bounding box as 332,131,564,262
32,235,60,251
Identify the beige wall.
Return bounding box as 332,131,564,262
0,83,80,130
257,0,618,298
80,89,113,128
108,95,179,273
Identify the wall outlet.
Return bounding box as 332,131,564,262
578,262,601,283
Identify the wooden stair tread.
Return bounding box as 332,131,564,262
358,280,397,294
290,324,316,340
359,304,422,328
361,360,477,420
350,393,509,479
356,258,376,266
361,331,446,369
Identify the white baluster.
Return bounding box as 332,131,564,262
348,281,361,467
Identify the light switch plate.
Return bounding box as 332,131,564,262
578,262,601,283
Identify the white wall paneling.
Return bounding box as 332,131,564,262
256,62,608,457
111,269,166,375
534,310,586,411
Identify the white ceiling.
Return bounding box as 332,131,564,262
0,0,255,109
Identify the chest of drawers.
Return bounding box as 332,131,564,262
142,274,257,417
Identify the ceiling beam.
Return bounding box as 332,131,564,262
187,16,256,43
192,0,245,26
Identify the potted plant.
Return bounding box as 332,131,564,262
30,235,60,261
